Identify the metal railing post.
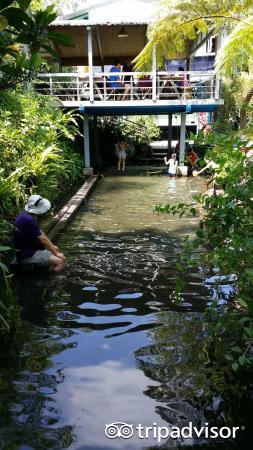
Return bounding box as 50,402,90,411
130,76,133,101
103,75,107,101
210,76,214,99
87,26,94,102
77,76,80,101
152,45,157,102
215,74,220,100
49,76,53,96
157,73,160,100
179,112,186,165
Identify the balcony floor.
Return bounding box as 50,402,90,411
59,99,224,115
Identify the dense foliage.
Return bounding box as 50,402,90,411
0,91,83,219
134,0,253,72
117,116,160,148
133,0,253,133
0,0,72,89
96,115,160,164
0,90,83,333
156,131,253,371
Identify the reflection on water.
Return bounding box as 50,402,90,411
0,170,250,449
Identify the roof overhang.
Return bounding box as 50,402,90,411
47,22,148,66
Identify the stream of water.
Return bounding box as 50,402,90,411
0,170,251,450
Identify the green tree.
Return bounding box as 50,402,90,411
134,0,253,126
156,130,253,369
0,90,83,334
134,0,253,71
0,0,73,89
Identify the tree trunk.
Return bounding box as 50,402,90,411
240,87,253,128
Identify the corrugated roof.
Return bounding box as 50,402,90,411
51,19,149,26
54,0,154,26
58,0,154,20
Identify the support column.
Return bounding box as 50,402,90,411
186,58,191,72
214,33,222,99
96,26,104,72
93,116,102,167
186,57,192,83
87,26,94,102
167,114,173,155
83,116,91,170
152,44,157,102
179,112,186,165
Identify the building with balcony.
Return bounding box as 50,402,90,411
38,0,224,170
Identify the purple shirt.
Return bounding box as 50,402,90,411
13,211,44,260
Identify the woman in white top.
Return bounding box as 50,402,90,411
164,153,178,177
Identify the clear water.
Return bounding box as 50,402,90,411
0,171,250,449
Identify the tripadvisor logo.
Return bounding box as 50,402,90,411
105,421,244,443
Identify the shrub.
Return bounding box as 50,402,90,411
0,89,83,334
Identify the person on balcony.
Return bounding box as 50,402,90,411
108,60,130,100
177,66,191,98
13,195,65,272
122,58,134,100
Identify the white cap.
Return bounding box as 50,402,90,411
25,195,51,215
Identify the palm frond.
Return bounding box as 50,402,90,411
215,16,253,74
134,0,253,70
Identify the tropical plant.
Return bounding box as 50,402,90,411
0,89,83,334
118,116,160,146
156,130,253,370
0,0,73,89
134,0,253,71
98,115,160,159
0,90,83,212
134,0,253,127
0,245,18,334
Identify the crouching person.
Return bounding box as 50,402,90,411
13,195,65,272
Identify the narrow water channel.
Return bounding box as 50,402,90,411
0,170,250,450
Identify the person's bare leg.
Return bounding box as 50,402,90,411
48,255,65,272
121,85,131,100
118,157,122,170
122,159,126,171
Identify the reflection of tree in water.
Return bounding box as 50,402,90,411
135,311,250,450
0,276,77,449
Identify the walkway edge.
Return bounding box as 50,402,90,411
46,175,100,241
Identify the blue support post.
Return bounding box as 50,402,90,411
83,116,91,168
179,112,186,165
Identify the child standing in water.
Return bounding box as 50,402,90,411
117,140,127,172
164,153,178,177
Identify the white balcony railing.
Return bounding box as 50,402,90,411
35,71,219,103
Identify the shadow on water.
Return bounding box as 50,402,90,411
0,172,252,449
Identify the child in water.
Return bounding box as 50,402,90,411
117,140,127,172
164,153,178,177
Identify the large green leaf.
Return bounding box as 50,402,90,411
18,0,32,10
41,44,60,60
29,52,43,68
0,261,9,273
0,64,16,74
2,7,33,30
46,31,74,47
35,7,57,28
0,15,8,31
14,32,33,45
0,246,10,251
